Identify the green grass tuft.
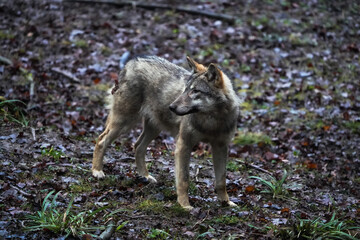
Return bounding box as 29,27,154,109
147,228,170,239
24,191,128,238
234,132,273,146
138,199,164,214
227,161,243,172
0,30,15,39
41,146,65,160
74,39,88,48
275,213,360,239
0,99,29,127
213,215,240,225
249,170,288,199
343,121,360,134
69,180,92,193
138,199,188,217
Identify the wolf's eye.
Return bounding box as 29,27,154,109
192,89,200,94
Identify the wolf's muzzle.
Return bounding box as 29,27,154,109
169,104,177,113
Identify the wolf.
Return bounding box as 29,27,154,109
92,55,240,210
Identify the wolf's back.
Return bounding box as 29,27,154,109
108,56,191,133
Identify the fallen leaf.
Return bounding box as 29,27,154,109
184,231,196,238
301,141,309,146
281,208,289,213
306,162,318,169
274,100,281,105
245,185,255,193
82,234,93,240
323,125,331,131
347,43,359,52
259,217,268,222
93,78,101,84
271,218,287,225
265,152,279,161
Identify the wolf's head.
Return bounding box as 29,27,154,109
169,57,237,116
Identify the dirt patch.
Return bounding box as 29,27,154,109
0,0,359,239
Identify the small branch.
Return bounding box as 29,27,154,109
11,185,35,198
51,67,81,83
234,159,273,176
31,127,36,141
193,209,210,228
195,165,200,182
65,0,237,24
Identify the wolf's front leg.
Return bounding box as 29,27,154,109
212,144,237,207
175,136,193,210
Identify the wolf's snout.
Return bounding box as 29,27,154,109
169,104,177,113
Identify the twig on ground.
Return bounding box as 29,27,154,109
193,209,210,228
11,185,35,198
117,213,149,219
31,127,36,141
234,159,273,176
195,165,200,182
65,0,237,23
51,67,81,83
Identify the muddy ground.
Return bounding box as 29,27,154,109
0,0,359,239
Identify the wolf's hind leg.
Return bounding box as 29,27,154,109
92,114,136,178
134,118,160,183
92,128,110,178
92,123,122,178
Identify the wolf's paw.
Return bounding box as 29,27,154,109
92,169,105,179
146,175,157,183
227,201,237,207
182,205,194,211
138,175,158,184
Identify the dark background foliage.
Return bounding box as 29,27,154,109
0,0,359,239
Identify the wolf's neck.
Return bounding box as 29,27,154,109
190,107,238,136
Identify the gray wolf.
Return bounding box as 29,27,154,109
92,55,240,210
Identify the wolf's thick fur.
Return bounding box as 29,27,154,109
92,56,240,209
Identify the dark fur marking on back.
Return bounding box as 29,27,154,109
111,79,119,95
112,69,126,94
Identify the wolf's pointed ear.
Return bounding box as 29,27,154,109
187,56,206,73
206,64,224,88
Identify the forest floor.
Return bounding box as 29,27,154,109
0,0,359,239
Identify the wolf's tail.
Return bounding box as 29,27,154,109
106,66,124,110
104,88,113,110
105,51,130,109
105,74,119,110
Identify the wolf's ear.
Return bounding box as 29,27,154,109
206,64,224,88
187,56,206,73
